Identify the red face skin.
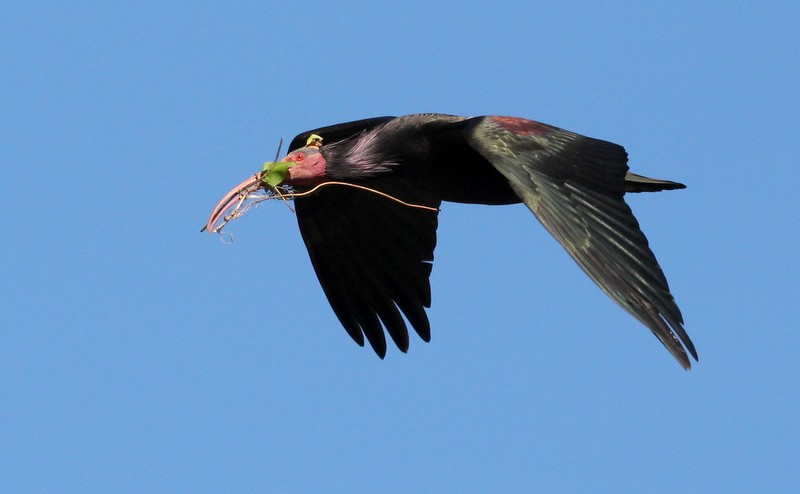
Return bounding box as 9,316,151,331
283,148,327,186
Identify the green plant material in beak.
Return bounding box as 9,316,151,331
261,161,295,189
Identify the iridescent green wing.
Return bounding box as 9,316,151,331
467,116,696,368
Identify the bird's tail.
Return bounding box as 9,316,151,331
624,173,686,193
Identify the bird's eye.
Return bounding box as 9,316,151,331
294,152,305,162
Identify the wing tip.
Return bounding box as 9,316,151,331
676,352,693,371
372,345,387,359
665,328,698,371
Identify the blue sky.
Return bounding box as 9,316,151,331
2,1,798,492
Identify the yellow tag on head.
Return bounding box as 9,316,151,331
306,134,323,148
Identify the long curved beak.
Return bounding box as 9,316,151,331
202,173,263,233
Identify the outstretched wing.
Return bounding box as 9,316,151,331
290,117,441,356
295,178,440,357
466,116,696,368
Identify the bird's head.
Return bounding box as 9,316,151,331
203,135,329,233
278,145,327,186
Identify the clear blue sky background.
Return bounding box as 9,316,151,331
2,2,798,492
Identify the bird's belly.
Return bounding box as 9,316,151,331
440,189,522,205
432,167,521,205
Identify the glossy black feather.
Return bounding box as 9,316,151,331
288,117,394,154
288,114,695,368
294,178,439,356
465,116,696,367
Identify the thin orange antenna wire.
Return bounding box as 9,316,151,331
211,179,438,237
285,181,439,212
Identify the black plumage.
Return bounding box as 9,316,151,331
207,114,696,368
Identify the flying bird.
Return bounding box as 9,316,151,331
204,114,697,369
